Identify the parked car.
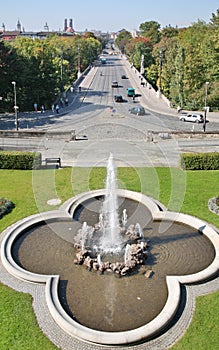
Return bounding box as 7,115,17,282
112,81,118,88
179,113,204,123
114,95,123,102
129,106,145,116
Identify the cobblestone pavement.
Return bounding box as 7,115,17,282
0,222,218,350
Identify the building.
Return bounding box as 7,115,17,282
0,19,22,40
0,30,21,41
62,18,75,35
0,18,111,41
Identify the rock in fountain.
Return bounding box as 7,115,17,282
73,154,149,276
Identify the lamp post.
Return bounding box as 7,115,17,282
77,46,81,79
12,81,18,130
203,81,209,132
157,49,163,98
60,47,64,92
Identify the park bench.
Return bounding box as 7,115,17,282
45,157,61,168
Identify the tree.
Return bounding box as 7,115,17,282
0,41,18,111
2,34,102,111
161,26,179,39
174,46,185,107
178,21,209,108
115,30,132,53
126,37,153,70
139,21,161,44
209,8,219,27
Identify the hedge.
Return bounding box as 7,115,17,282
180,152,219,170
0,151,42,170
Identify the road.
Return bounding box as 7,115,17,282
0,52,219,167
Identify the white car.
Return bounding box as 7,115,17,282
111,81,118,88
179,113,204,123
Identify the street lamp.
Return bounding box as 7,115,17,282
157,49,163,98
77,46,81,79
203,81,209,132
12,81,19,130
60,47,64,92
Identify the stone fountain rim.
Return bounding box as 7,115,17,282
1,189,219,346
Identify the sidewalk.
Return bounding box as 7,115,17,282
0,65,93,129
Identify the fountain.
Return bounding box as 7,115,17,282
73,153,149,275
122,208,127,228
99,153,123,253
1,153,217,347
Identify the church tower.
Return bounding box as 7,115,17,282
64,18,67,32
69,18,73,31
17,19,21,32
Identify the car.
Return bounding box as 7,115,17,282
121,75,127,79
114,95,123,102
129,106,145,116
179,113,204,123
111,81,118,88
127,87,135,97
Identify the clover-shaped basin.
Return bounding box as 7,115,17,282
1,189,218,345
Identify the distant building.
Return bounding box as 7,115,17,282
132,29,139,38
64,18,68,32
1,30,21,41
17,19,22,32
44,22,49,31
63,18,74,34
0,19,22,40
0,18,112,41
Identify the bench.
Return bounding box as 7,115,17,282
45,157,61,168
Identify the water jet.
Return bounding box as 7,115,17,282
73,154,149,276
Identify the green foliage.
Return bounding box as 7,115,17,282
0,41,18,112
161,26,179,39
180,152,219,170
0,151,41,170
123,9,219,110
115,30,132,53
0,34,101,111
139,21,161,44
210,8,219,27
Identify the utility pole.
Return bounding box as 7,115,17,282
78,46,81,79
203,81,209,132
60,47,64,92
157,49,163,98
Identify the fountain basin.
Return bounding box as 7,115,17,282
1,189,219,345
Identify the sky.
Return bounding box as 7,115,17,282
1,0,219,33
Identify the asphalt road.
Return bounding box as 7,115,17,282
0,53,219,167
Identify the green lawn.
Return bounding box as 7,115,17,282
0,167,219,350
